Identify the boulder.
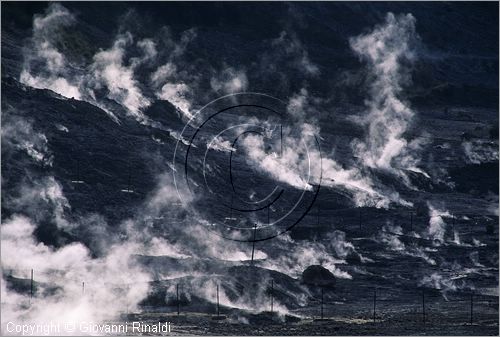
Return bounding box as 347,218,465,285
301,265,336,288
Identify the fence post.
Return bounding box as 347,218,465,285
373,288,377,323
271,280,274,313
280,125,283,157
82,282,85,295
251,224,257,265
422,289,425,324
217,284,220,318
30,269,34,304
126,284,129,315
321,288,324,319
359,209,362,231
177,284,180,315
470,292,473,325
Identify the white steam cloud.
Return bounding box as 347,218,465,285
462,140,499,164
18,4,202,123
9,5,495,330
149,29,197,120
350,13,426,182
210,67,249,94
207,136,236,153
89,32,151,120
19,3,82,100
259,232,354,280
378,223,436,265
238,90,410,208
1,216,150,335
155,83,193,119
426,203,452,244
1,115,53,166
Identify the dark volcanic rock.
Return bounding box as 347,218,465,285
301,265,336,288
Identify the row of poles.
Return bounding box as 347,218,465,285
27,269,86,304
244,204,488,254
71,157,492,240
20,270,479,326
170,279,477,325
317,287,476,325
248,206,484,268
325,207,494,240
370,288,475,325
170,281,274,319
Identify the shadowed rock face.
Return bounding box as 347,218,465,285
302,265,336,288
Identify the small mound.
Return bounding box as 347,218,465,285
302,265,336,288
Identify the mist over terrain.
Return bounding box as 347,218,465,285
1,2,498,335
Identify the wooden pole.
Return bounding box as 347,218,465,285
321,288,324,319
82,282,85,295
470,292,473,325
216,284,220,318
177,284,180,315
373,288,377,323
280,125,283,157
410,211,413,232
251,224,257,265
359,209,362,232
271,280,274,313
30,269,33,303
422,289,425,324
126,284,129,315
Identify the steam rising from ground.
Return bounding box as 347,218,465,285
378,223,436,265
89,33,151,120
19,4,421,208
259,232,355,279
4,3,498,333
426,203,452,244
210,66,249,94
462,140,499,164
1,115,54,166
1,215,150,334
350,13,426,183
233,13,427,206
19,4,198,122
19,4,82,100
239,90,410,208
149,28,197,119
